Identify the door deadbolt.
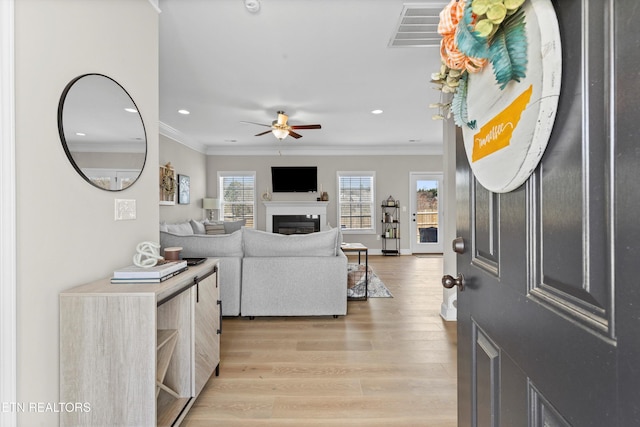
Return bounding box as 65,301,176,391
452,237,465,254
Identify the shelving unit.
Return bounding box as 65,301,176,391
60,259,220,427
381,202,400,255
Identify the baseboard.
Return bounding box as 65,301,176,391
440,303,457,321
440,291,458,321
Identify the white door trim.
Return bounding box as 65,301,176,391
409,172,444,254
0,0,17,425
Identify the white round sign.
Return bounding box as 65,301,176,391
462,0,562,193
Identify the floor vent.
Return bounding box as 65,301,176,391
388,3,447,48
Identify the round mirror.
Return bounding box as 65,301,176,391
57,73,147,191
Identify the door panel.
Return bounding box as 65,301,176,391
472,182,499,276
455,1,631,425
526,0,614,339
473,323,500,427
529,383,571,427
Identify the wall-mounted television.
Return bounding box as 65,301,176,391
271,166,317,193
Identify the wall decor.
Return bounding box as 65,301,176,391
159,163,176,205
431,0,561,193
57,73,147,191
178,174,190,204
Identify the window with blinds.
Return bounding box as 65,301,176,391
338,172,375,232
218,172,256,228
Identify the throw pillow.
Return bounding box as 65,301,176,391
205,223,225,235
165,221,194,235
223,219,246,234
190,219,206,234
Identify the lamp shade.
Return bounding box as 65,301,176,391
203,198,220,209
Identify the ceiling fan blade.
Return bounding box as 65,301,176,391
240,120,271,128
254,130,272,136
277,112,288,126
288,130,303,139
290,124,321,130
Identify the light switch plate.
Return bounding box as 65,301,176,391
115,199,136,221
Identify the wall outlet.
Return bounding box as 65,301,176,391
376,234,381,240
115,199,136,221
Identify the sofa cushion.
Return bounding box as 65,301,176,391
165,221,194,235
243,228,339,257
160,229,243,257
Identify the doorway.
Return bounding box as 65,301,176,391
409,172,443,254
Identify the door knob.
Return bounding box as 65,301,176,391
442,273,465,291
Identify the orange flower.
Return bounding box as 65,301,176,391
438,0,487,73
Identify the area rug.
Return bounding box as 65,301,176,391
347,263,393,298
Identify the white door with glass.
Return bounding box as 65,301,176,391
409,173,443,253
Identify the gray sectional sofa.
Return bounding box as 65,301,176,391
159,222,347,318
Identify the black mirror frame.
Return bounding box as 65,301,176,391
57,73,148,192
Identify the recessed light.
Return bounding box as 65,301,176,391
178,109,190,115
75,132,86,136
245,0,260,13
371,109,383,115
124,108,138,113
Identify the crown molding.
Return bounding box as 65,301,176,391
159,121,208,154
160,122,443,157
205,143,443,157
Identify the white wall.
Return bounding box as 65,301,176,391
207,154,443,253
159,134,208,223
441,119,458,320
15,1,158,425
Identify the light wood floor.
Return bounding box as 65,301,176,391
183,255,458,426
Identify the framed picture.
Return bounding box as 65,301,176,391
178,174,190,204
159,163,176,205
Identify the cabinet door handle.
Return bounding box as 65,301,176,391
217,300,222,334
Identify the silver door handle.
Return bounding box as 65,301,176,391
442,274,464,291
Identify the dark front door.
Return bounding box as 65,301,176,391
453,1,640,426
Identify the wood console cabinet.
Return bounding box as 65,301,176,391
60,258,220,426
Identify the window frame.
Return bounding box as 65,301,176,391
217,171,256,228
336,171,376,235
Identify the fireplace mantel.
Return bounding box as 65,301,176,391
263,201,329,233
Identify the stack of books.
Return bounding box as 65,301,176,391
111,260,188,284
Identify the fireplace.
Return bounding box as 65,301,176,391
273,215,320,235
263,201,329,233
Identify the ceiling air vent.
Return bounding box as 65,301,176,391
388,3,447,48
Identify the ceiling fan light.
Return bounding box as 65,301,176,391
272,128,289,140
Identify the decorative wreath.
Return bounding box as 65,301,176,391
430,0,528,128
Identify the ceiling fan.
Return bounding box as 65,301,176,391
241,111,321,140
